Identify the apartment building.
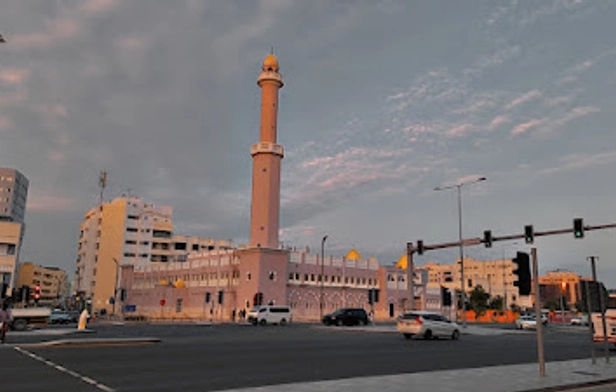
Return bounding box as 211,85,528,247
539,269,590,306
16,262,69,303
74,196,235,313
0,168,29,294
412,257,533,309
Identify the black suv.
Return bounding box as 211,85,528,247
322,308,369,326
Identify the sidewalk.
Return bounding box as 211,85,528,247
220,358,616,392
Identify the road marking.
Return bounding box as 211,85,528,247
14,346,115,392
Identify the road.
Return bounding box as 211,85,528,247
1,323,601,392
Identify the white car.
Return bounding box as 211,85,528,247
247,305,291,326
515,316,541,330
397,311,460,340
571,315,589,326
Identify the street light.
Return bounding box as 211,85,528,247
435,176,486,328
320,235,328,321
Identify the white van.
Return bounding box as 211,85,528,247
247,305,291,326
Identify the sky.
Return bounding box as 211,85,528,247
1,0,616,287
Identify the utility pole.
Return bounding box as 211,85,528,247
406,243,414,311
320,235,328,320
99,170,107,206
589,256,610,363
584,279,596,365
532,248,545,377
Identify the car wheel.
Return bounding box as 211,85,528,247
403,333,413,340
252,319,258,326
13,319,28,331
280,319,287,326
451,330,460,340
424,329,433,340
259,319,267,326
336,319,344,327
323,320,330,326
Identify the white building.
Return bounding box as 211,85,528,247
0,168,29,294
74,195,235,313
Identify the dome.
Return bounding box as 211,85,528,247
174,279,186,289
158,279,169,286
262,54,279,71
395,255,407,269
345,249,362,260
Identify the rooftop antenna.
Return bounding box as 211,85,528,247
99,170,107,207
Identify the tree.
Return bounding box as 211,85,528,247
468,285,490,317
488,295,504,310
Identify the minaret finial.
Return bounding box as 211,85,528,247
270,46,274,55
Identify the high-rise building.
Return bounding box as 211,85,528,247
74,195,234,313
0,168,29,295
16,262,69,304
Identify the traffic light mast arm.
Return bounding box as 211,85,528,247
411,222,616,253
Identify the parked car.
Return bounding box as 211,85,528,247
571,315,589,326
50,311,74,324
247,305,291,326
396,311,460,340
322,308,369,326
515,315,543,330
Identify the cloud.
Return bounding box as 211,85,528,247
505,90,542,110
27,195,82,213
0,69,30,85
541,106,600,134
447,124,471,137
511,119,543,136
488,115,509,130
540,150,616,175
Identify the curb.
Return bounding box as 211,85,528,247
520,377,616,392
19,337,162,348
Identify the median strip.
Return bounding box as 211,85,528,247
20,337,162,348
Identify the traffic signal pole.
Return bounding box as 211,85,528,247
532,248,546,378
406,243,414,312
589,256,610,364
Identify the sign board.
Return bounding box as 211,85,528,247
124,304,137,313
160,299,166,306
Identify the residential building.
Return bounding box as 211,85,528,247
539,270,590,307
412,257,533,309
0,168,29,294
74,195,235,314
16,262,69,304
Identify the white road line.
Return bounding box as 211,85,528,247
14,346,115,392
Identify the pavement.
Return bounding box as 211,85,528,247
2,322,614,392
220,358,616,392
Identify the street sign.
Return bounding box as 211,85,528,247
124,304,137,313
160,299,166,306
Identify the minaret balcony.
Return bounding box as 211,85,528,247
251,142,284,157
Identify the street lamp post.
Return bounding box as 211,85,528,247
320,235,328,321
435,176,486,328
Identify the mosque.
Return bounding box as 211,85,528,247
119,54,447,321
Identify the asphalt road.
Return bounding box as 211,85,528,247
1,324,600,392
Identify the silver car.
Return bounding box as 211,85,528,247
397,311,461,340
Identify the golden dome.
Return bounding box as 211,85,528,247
174,279,186,289
395,255,407,269
345,249,362,260
262,54,279,71
158,279,169,286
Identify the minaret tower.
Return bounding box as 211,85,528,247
249,54,284,249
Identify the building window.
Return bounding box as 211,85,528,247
128,215,139,220
288,273,294,281
123,253,136,257
269,271,276,281
127,228,138,233
176,299,183,313
192,244,199,251
125,240,137,245
246,272,251,281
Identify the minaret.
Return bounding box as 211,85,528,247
249,54,284,249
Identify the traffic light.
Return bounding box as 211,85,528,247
416,240,424,255
368,289,380,305
512,252,531,296
33,284,41,304
573,218,584,238
483,230,492,248
441,286,452,307
205,292,211,303
217,290,224,305
524,225,534,244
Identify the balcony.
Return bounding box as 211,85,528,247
250,142,284,157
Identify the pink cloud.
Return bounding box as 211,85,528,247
488,115,509,130
447,124,470,137
0,69,30,85
511,119,542,136
505,90,542,110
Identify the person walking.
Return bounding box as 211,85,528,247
0,302,12,344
